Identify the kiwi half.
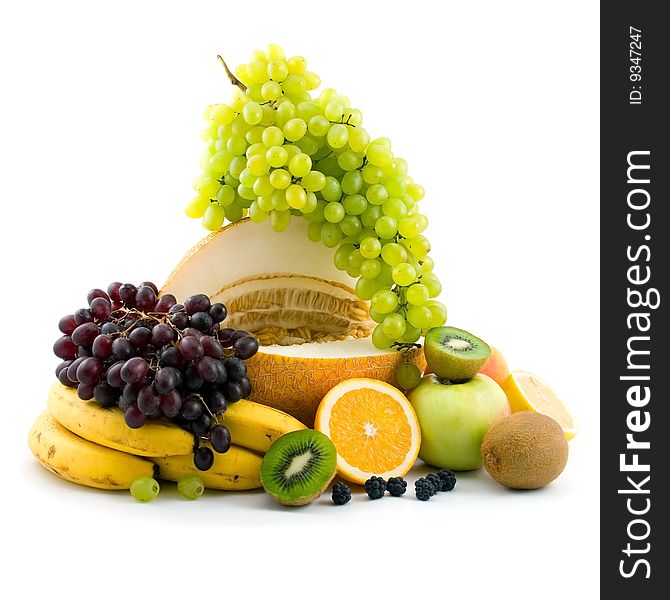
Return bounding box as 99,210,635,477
260,430,337,506
424,326,491,382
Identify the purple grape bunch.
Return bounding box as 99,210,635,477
53,281,260,471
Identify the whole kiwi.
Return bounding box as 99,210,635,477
481,412,568,489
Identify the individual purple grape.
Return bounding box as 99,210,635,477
106,361,125,387
112,338,135,360
208,303,227,324
55,360,73,377
196,356,219,382
154,293,177,313
77,383,96,400
87,288,110,305
94,383,119,408
118,395,135,411
222,380,243,403
135,286,157,311
194,447,214,471
179,336,204,360
122,316,138,329
160,346,184,367
107,282,123,302
214,360,227,384
205,390,227,415
74,308,94,325
151,323,174,347
191,312,213,332
71,322,99,347
124,404,146,428
160,390,183,418
183,328,204,340
168,303,185,314
58,368,78,387
183,366,203,391
154,367,182,394
54,336,78,360
200,336,224,358
101,322,120,335
137,386,160,415
90,297,112,320
66,357,87,383
231,330,251,343
234,335,259,360
76,357,104,385
210,425,231,453
218,328,235,348
225,357,247,379
170,312,189,329
119,283,138,307
127,326,151,349
58,315,77,335
184,294,211,315
120,357,150,384
92,334,113,359
238,377,251,399
122,382,144,403
190,412,212,436
140,281,159,295
180,398,203,421
147,406,164,420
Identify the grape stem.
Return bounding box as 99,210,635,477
217,55,246,92
391,341,422,351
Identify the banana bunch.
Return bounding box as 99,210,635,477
28,382,306,491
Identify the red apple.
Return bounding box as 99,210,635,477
479,346,509,386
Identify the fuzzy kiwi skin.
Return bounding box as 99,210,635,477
481,412,568,490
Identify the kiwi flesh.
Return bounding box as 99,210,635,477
481,412,568,489
260,429,337,506
424,326,491,382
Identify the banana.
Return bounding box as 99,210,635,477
223,399,307,453
151,445,262,490
28,410,157,490
47,381,194,457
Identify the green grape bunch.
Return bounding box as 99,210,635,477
186,44,447,349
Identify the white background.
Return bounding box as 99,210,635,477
0,1,599,598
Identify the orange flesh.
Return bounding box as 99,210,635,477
328,389,412,472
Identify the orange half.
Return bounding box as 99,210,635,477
314,378,421,484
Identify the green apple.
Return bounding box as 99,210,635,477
408,373,511,470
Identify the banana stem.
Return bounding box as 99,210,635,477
217,55,246,92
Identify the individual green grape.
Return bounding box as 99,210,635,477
372,325,394,349
343,108,363,126
225,202,244,222
421,272,442,297
317,87,337,105
303,200,326,223
395,363,421,390
257,194,274,212
405,235,431,259
208,151,233,174
334,243,356,270
341,170,363,195
360,237,381,259
382,197,408,220
287,55,307,74
245,126,265,145
407,305,433,329
247,59,268,82
302,191,318,214
367,144,394,167
177,475,205,500
283,144,301,161
283,118,307,142
247,154,269,177
324,202,345,223
185,195,210,218
321,176,342,202
399,323,422,344
252,175,274,197
360,259,382,280
382,313,406,339
339,215,362,238
260,104,276,126
295,136,320,156
369,308,386,324
366,184,388,205
289,153,312,177
227,135,247,156
406,283,430,306
296,101,320,121
271,189,289,211
239,168,256,188
267,60,288,81
269,168,291,189
262,126,284,147
420,255,434,272
307,221,323,242
246,142,267,158
356,277,382,301
237,184,257,201
130,476,160,502
380,243,407,266
346,249,364,270
346,126,369,153
195,176,221,198
304,71,321,90
338,150,363,171
241,101,262,125
323,101,343,121
213,184,234,206
249,200,268,223
282,74,307,95
371,290,399,314
308,115,330,137
275,101,296,127
320,222,342,247
261,80,282,101
327,124,348,148
406,182,425,201
398,216,422,239
392,262,417,286
286,184,308,209
223,173,239,188
342,194,367,216
317,155,345,178
362,163,384,185
301,170,326,192
231,117,250,136
203,203,225,230
361,204,383,229
229,87,249,112
270,209,291,232
385,176,407,197
425,300,447,327
266,146,288,168
208,104,237,126
375,216,398,239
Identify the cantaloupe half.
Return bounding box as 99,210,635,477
162,218,426,425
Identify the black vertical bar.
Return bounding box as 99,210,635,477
601,1,669,596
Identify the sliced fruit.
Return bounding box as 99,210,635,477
314,378,421,484
260,429,337,506
502,370,577,439
161,218,426,425
424,326,491,382
28,410,156,490
151,444,262,490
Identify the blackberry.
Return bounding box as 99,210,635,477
386,477,407,497
437,469,457,492
332,482,352,505
415,478,435,501
364,476,386,500
425,473,441,493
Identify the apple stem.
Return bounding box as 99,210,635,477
217,55,247,92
